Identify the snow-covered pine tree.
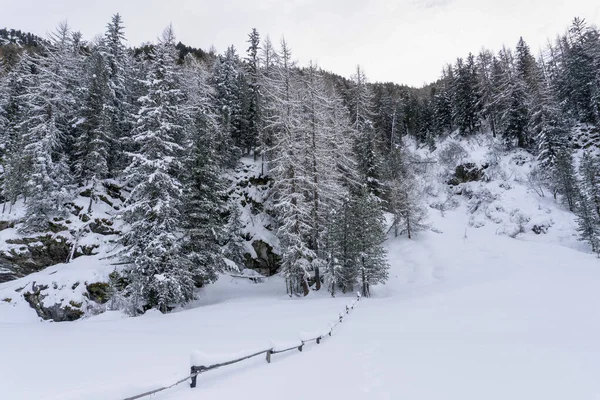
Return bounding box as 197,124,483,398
533,60,570,170
327,188,389,297
578,151,600,222
179,53,229,286
257,35,278,174
102,13,134,176
551,149,578,212
556,18,598,123
223,200,246,268
263,39,314,296
1,54,32,212
433,66,454,135
353,191,389,297
494,47,530,148
245,28,261,157
476,50,499,136
74,46,112,212
19,24,79,232
327,197,357,295
574,154,600,254
212,46,243,166
349,65,383,197
328,190,388,297
120,26,190,313
452,54,481,136
387,146,428,239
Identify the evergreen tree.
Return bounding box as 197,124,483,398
120,26,190,313
212,46,243,166
533,67,570,169
452,54,481,135
19,24,80,232
551,149,578,211
575,149,600,256
349,65,382,197
74,47,112,212
327,197,357,294
328,191,388,297
102,13,134,175
387,146,428,239
180,53,230,285
245,28,261,157
557,18,598,123
433,66,454,134
1,54,32,211
223,201,246,268
575,189,600,256
494,47,531,148
476,50,499,136
353,191,389,297
578,152,600,221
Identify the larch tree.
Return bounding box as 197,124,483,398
263,39,313,296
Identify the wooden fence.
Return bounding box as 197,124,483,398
123,293,361,399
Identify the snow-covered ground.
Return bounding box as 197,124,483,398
1,136,599,399
2,201,599,399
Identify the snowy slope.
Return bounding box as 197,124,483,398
1,136,599,399
1,198,600,399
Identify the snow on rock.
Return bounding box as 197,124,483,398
413,133,585,254
0,253,117,323
228,156,280,275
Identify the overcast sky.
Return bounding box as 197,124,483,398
3,0,599,86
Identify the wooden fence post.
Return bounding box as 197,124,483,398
190,366,201,388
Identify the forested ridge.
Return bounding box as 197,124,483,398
1,15,599,315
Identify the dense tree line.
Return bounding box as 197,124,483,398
4,14,596,313
0,16,399,312
366,18,600,255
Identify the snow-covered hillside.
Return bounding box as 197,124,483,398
1,135,599,399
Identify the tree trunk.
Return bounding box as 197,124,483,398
301,274,309,296
361,266,368,298
315,266,321,291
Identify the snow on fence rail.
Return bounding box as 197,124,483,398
121,293,362,400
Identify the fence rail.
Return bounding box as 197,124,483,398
122,293,361,399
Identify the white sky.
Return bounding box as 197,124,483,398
2,0,599,86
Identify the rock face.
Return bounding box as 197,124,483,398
22,282,84,322
0,235,72,283
244,240,280,277
448,163,487,186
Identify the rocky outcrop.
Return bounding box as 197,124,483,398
447,163,487,186
0,235,72,283
85,282,111,304
244,240,280,276
89,218,120,235
23,282,84,322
